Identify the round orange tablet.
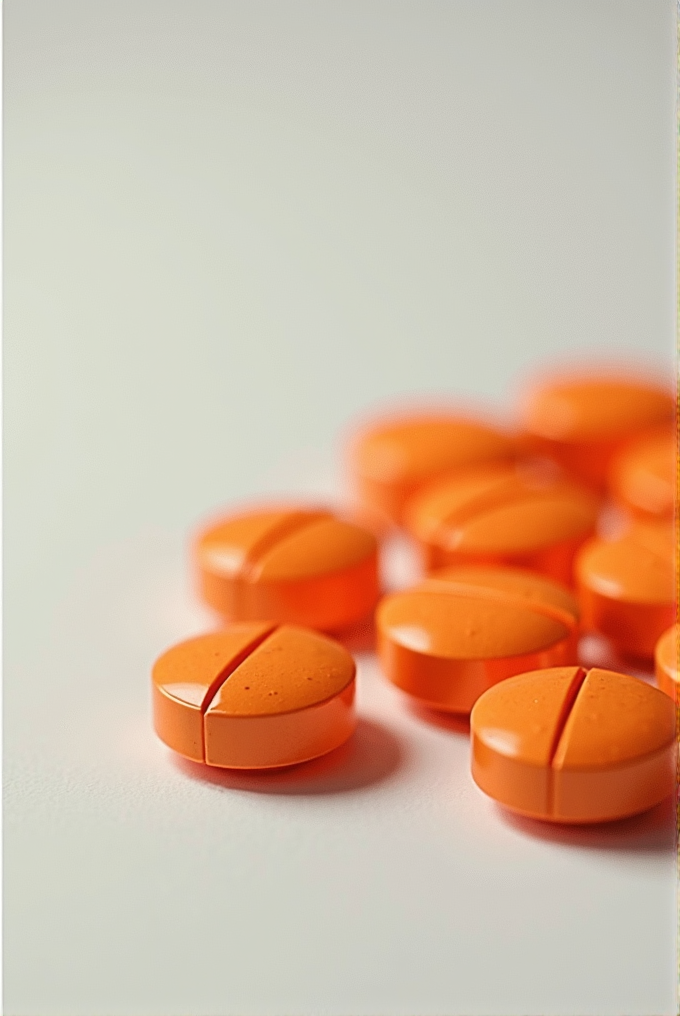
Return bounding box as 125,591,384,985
471,666,677,823
195,506,379,631
404,460,600,585
655,624,679,702
608,425,677,519
376,565,579,713
152,623,357,768
575,521,675,658
347,413,515,525
519,373,675,488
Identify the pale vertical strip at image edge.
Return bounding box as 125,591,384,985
670,0,674,1003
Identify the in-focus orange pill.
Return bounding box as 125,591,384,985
519,374,674,488
152,623,356,768
376,565,579,713
471,666,677,823
655,624,679,702
608,425,677,519
575,521,675,658
405,460,600,584
195,507,379,631
347,414,515,525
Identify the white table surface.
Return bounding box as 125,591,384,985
5,2,677,1014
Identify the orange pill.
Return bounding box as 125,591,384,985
655,624,679,701
405,460,600,585
195,507,379,631
376,565,579,713
471,666,677,823
347,413,515,525
152,623,356,768
519,373,674,488
608,425,677,519
575,521,675,658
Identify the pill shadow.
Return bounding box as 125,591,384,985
331,614,377,653
172,717,403,795
496,793,676,854
578,633,654,680
405,700,471,736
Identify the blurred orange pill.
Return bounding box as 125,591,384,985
404,460,599,585
655,624,679,702
575,521,675,658
608,425,677,519
518,373,674,488
347,413,515,526
195,506,379,632
152,623,356,768
376,565,579,713
471,666,677,823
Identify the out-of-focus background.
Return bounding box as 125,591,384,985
5,3,676,1015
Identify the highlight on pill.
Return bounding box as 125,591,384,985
150,355,676,826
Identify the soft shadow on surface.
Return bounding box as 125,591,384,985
172,718,403,795
405,700,471,736
497,794,676,854
331,614,377,653
578,633,654,681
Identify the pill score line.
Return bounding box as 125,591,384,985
198,510,331,581
235,511,330,581
171,625,358,762
193,624,277,758
416,580,579,632
471,666,677,822
545,666,587,816
429,475,587,534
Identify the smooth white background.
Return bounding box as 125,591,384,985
5,2,677,1014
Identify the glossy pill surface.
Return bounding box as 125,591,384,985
405,460,599,584
471,666,677,823
608,426,676,519
376,566,579,713
195,507,379,631
348,414,514,525
655,624,679,702
575,522,675,658
519,374,674,488
152,623,356,768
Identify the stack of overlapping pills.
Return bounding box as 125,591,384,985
152,368,678,825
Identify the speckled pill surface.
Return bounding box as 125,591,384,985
152,623,357,769
195,506,379,631
471,666,677,823
405,460,599,584
376,565,579,713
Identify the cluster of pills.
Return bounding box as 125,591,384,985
152,369,678,825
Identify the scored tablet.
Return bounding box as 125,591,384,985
152,624,357,769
